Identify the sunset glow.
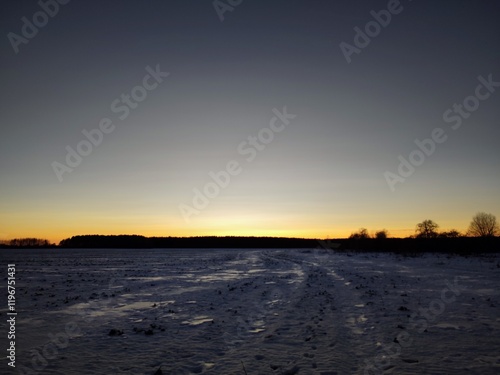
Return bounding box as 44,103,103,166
1,1,499,245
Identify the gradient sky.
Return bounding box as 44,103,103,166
1,0,499,243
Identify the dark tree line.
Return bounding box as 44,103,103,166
2,238,55,248
2,213,497,254
414,212,498,238
58,235,318,249
2,234,498,254
348,212,498,240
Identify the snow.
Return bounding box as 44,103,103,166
1,248,499,374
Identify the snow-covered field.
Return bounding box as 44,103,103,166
1,248,499,375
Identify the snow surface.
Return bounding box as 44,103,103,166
1,248,499,374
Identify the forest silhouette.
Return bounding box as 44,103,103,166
1,234,499,255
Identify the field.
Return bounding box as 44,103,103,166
1,248,499,374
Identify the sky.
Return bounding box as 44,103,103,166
1,0,499,244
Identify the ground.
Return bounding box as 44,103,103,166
1,248,499,374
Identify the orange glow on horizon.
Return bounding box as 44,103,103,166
0,211,469,245
1,227,424,245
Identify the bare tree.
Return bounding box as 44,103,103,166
375,229,388,239
467,212,499,237
415,220,439,238
349,228,370,240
